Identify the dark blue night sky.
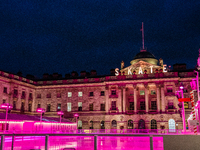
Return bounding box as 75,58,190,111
0,0,200,78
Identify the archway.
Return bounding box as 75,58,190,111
128,120,134,129
151,119,157,129
138,119,145,129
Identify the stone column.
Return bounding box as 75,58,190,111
161,85,165,112
144,84,149,113
105,86,109,113
133,85,137,113
118,87,122,112
122,87,126,113
156,84,161,113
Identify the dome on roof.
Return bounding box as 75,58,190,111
133,51,156,59
130,50,158,65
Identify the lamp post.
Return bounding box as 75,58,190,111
179,83,186,133
1,103,12,131
57,111,64,131
37,108,45,131
74,114,79,129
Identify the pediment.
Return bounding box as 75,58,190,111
121,60,160,72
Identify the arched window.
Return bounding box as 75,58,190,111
151,119,157,129
168,119,176,132
78,120,82,129
128,120,134,129
111,120,117,129
90,121,93,129
101,121,105,129
138,119,145,129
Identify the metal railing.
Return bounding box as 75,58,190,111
0,129,186,134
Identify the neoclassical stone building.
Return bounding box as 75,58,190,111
0,49,198,131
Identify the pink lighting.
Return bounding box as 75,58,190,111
57,111,64,115
74,113,79,117
36,108,45,113
1,103,13,109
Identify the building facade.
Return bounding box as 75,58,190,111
0,49,198,131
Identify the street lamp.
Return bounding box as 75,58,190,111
74,114,79,129
179,83,186,133
1,103,12,131
37,108,45,131
57,111,64,130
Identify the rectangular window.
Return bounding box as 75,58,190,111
29,93,33,100
151,90,156,95
68,92,72,97
111,90,116,95
57,103,61,111
3,87,7,94
13,89,18,98
21,91,26,99
47,104,51,112
100,91,105,96
151,101,157,110
89,103,93,111
57,93,61,98
3,99,6,104
78,92,83,97
183,89,188,93
100,103,105,111
111,101,116,110
37,104,41,108
67,103,71,112
140,90,145,95
167,89,173,93
46,93,51,98
13,101,16,110
78,102,82,111
129,102,134,110
37,94,41,98
168,102,174,109
89,92,94,96
21,102,25,113
140,101,145,110
28,104,32,112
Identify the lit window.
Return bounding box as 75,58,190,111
68,92,72,97
151,90,156,95
140,90,145,95
57,103,61,111
67,103,71,112
78,92,83,97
